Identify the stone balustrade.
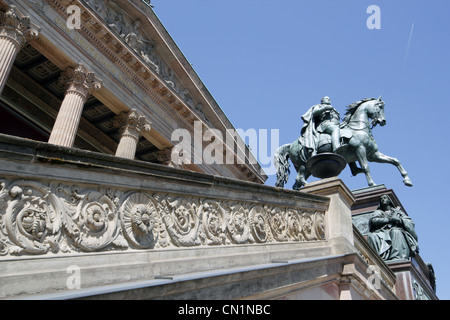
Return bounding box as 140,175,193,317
0,134,329,257
0,134,399,300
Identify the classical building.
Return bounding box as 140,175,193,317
0,0,437,300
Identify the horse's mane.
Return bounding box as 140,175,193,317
341,98,377,126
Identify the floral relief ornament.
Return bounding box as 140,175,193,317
0,180,61,255
120,192,161,249
0,178,327,256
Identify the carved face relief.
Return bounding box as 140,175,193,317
120,193,160,249
287,209,303,241
132,204,154,234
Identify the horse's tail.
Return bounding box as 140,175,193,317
274,144,291,188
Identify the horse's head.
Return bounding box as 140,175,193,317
367,96,386,127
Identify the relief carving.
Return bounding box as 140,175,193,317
201,200,227,245
120,192,160,249
249,205,269,243
84,0,210,120
163,196,203,247
269,207,289,242
0,180,61,255
0,178,326,256
227,203,251,244
60,187,120,252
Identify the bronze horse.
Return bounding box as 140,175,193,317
274,97,413,190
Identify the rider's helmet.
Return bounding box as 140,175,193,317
321,96,331,105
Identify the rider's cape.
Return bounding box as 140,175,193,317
300,105,320,156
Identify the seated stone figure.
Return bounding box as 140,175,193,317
367,194,419,261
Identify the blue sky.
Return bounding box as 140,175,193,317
153,0,450,299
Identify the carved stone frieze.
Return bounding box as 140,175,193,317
83,0,206,118
0,178,326,256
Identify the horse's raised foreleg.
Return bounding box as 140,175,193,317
356,146,376,187
369,151,413,187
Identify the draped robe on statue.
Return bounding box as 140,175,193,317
367,206,419,261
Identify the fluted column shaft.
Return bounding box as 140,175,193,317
114,109,151,159
48,64,101,147
0,6,39,94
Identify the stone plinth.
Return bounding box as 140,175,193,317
387,256,438,300
351,184,438,300
351,184,405,215
302,177,356,255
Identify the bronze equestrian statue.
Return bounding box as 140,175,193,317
275,97,413,190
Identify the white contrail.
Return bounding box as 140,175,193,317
403,23,415,69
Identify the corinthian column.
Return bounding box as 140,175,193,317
114,109,151,160
0,5,39,94
48,64,102,147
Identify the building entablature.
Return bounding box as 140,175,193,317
0,0,266,183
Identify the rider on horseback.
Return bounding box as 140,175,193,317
300,96,343,158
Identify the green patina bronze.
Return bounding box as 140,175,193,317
367,194,419,261
275,96,412,190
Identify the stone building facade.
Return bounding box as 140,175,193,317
0,0,435,300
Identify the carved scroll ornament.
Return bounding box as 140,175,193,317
0,178,326,256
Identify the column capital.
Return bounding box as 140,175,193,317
114,109,151,159
59,64,102,101
114,109,151,141
0,5,39,48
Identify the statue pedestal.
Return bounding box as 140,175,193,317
351,185,438,300
302,177,355,255
387,258,438,300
